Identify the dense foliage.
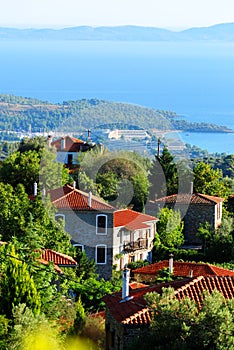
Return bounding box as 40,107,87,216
133,287,234,350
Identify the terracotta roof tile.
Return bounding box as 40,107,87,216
133,260,234,278
41,249,77,267
50,184,114,211
114,209,158,231
51,136,86,152
155,193,224,205
38,258,63,274
104,276,234,326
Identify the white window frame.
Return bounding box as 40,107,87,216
95,245,107,265
55,213,65,223
96,214,108,235
73,244,84,253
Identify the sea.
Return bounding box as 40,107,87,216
0,40,234,154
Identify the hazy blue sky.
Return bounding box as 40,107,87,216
1,0,234,29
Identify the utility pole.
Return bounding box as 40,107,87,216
157,138,161,158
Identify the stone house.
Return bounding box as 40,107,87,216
145,193,224,244
49,184,158,279
50,135,95,167
104,269,234,350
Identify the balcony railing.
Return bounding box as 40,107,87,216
123,238,148,252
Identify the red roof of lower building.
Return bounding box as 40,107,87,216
114,209,158,231
41,249,77,267
133,260,234,278
104,276,234,325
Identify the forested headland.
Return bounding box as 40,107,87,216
0,94,232,136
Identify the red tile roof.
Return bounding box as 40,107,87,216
41,249,77,267
37,249,77,274
38,258,63,274
104,276,234,325
133,260,234,278
155,193,224,205
51,136,86,152
50,184,114,211
114,209,158,231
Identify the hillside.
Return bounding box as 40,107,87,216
1,23,234,41
0,94,231,134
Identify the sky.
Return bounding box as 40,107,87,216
1,0,234,30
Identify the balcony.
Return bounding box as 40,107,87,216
124,238,148,252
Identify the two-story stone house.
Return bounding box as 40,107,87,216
49,184,158,279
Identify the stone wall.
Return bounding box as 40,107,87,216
147,202,216,244
57,209,114,279
105,307,148,350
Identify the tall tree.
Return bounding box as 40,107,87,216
149,147,178,199
193,162,227,197
156,207,184,248
0,245,41,319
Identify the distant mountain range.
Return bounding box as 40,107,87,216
1,23,234,41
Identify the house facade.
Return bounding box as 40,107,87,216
49,184,158,279
146,193,224,244
50,135,95,166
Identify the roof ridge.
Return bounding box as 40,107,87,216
51,188,75,203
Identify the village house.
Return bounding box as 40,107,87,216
104,266,234,350
145,193,224,244
50,134,95,167
49,184,158,279
133,257,234,283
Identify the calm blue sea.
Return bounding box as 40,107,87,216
0,40,234,153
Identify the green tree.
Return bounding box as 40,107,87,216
0,245,41,319
149,147,178,199
156,207,184,248
76,148,150,211
197,216,234,262
0,143,69,194
193,162,227,197
0,182,73,255
130,287,234,350
207,216,234,262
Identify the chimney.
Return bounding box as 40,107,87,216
47,135,53,147
61,137,66,150
120,268,133,303
189,270,193,278
42,187,46,200
73,181,76,189
88,191,92,207
169,253,173,274
33,182,38,197
190,181,194,194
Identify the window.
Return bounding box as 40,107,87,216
55,214,65,223
67,154,73,165
96,214,107,235
96,245,107,264
73,244,84,253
